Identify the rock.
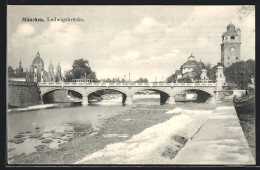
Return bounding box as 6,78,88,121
171,135,188,146
8,148,16,152
41,139,53,144
29,133,43,138
8,138,25,144
14,134,25,138
60,132,66,137
38,137,45,140
35,145,48,152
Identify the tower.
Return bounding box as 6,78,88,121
215,65,226,91
32,51,45,82
56,62,62,82
221,23,241,67
17,60,23,73
48,61,55,82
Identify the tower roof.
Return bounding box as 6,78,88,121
17,60,23,71
49,60,54,69
222,23,238,37
222,31,238,37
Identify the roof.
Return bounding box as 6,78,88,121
227,23,235,28
182,60,199,68
222,31,238,37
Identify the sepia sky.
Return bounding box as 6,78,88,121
7,5,255,81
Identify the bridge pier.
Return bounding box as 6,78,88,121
167,95,176,105
82,95,89,105
122,94,133,105
160,93,170,104
40,94,44,104
207,96,216,104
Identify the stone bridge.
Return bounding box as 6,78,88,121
38,82,220,105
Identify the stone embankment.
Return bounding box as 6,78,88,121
8,81,41,107
173,98,255,165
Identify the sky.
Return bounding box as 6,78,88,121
7,5,255,81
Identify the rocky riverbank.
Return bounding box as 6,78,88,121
9,102,216,164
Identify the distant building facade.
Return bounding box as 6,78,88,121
221,23,241,67
29,52,63,82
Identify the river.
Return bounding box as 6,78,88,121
7,94,161,159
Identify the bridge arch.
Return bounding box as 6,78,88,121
173,88,214,103
173,87,214,96
40,87,84,104
41,87,83,96
86,87,129,96
131,87,171,96
131,87,172,104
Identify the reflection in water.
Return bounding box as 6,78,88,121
8,95,160,160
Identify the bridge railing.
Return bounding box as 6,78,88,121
38,82,216,87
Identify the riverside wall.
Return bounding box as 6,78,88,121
8,81,41,107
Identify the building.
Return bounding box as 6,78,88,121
8,60,27,81
221,23,241,67
180,54,202,74
31,51,45,82
26,51,62,82
174,54,204,82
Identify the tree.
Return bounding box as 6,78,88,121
8,66,14,78
166,74,176,83
224,59,255,89
134,77,148,83
65,59,97,82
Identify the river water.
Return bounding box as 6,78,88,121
7,94,161,159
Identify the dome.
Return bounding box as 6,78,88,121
32,51,44,69
227,23,235,28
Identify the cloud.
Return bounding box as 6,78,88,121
8,6,255,82
16,23,35,36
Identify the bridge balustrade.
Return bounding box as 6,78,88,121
38,82,216,87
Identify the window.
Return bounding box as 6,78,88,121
227,63,230,66
227,57,230,59
231,36,235,39
236,57,238,59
